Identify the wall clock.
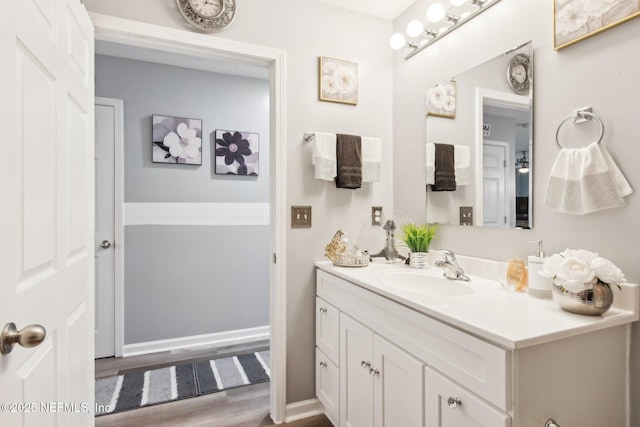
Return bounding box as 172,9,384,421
175,0,236,32
506,53,530,95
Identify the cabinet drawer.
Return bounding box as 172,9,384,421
316,297,340,365
425,367,510,427
316,347,339,425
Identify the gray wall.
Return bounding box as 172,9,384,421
124,226,269,344
393,0,640,423
86,0,395,403
95,55,270,344
95,54,270,203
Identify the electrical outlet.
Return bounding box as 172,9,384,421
291,206,312,228
372,206,383,226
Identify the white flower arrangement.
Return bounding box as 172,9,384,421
539,249,624,293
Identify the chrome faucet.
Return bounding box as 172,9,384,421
435,250,470,281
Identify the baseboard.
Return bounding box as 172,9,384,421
285,398,324,423
122,325,270,357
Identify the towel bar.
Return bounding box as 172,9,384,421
555,106,604,150
303,132,315,142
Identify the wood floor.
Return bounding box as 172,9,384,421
95,341,333,427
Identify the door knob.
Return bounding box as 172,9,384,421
1,323,46,354
100,240,111,249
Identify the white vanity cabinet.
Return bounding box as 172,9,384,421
316,265,635,427
340,313,423,427
316,297,340,425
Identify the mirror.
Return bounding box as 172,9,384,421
426,41,533,228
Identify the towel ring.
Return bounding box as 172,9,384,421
555,110,604,150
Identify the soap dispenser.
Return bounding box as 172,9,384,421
527,240,553,299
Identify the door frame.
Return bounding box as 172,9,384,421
475,88,528,227
90,14,288,422
94,96,125,357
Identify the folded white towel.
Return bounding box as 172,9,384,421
312,132,337,181
454,145,470,186
362,137,381,182
544,142,632,214
426,143,435,185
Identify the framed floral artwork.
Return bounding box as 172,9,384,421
152,114,202,165
215,130,259,176
319,56,358,105
426,80,456,119
554,0,640,50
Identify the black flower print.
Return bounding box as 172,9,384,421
215,132,252,166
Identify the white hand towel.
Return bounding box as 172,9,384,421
362,137,381,182
544,142,630,214
312,132,337,181
454,145,471,186
426,143,435,185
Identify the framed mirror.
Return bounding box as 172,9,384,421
426,41,533,228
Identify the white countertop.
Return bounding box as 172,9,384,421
316,259,639,349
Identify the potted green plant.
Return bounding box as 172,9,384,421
400,222,439,268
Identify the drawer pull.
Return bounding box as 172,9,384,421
319,361,327,368
319,307,327,314
545,420,559,427
360,360,371,369
447,397,462,409
369,368,380,376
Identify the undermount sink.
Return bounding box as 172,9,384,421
376,270,474,297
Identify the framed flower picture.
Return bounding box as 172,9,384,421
215,130,259,176
152,114,202,165
427,80,456,119
554,0,640,50
319,56,358,105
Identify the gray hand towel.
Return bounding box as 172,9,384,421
432,143,456,191
335,134,362,189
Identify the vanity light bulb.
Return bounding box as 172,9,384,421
427,3,446,23
389,33,407,50
449,0,466,6
406,20,425,38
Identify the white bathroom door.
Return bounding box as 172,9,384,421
483,142,508,228
95,98,122,358
0,0,95,425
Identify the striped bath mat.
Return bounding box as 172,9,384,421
95,350,270,415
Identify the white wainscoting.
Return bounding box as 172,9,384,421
122,325,270,357
124,202,270,226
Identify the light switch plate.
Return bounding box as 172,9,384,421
460,206,473,226
291,206,312,228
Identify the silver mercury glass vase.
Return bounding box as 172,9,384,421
552,277,614,316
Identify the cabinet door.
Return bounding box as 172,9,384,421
316,348,340,425
340,314,374,427
425,368,510,427
373,335,424,427
316,297,340,364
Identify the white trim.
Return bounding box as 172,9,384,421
91,13,287,422
124,202,270,226
95,96,125,358
122,325,270,357
285,398,325,423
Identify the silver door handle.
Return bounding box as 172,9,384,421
1,323,46,354
100,240,111,249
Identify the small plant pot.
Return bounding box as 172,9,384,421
409,252,429,269
552,279,613,316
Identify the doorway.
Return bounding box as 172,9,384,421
91,14,287,422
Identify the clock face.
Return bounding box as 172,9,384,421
189,0,222,18
176,0,235,32
507,54,530,94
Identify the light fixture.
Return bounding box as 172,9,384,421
390,0,503,59
516,151,530,174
